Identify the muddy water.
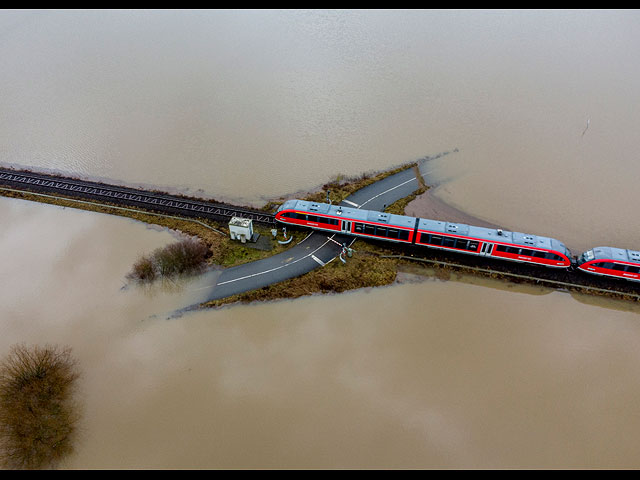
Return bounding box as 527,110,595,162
1,9,640,468
0,198,639,468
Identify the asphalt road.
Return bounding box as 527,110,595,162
205,161,427,301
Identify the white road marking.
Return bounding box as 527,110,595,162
357,177,416,209
326,236,344,246
215,235,338,286
211,173,419,290
342,199,359,207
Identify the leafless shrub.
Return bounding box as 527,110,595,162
129,254,156,282
127,237,210,282
0,344,81,470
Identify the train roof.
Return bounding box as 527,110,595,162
281,199,416,229
416,218,570,255
587,246,640,264
280,199,572,256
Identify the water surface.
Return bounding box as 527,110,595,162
1,10,640,468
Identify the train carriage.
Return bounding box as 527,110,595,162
276,199,417,243
414,219,572,268
275,199,572,268
576,247,640,282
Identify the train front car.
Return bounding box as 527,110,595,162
415,219,573,268
275,199,357,235
576,247,640,283
275,200,418,242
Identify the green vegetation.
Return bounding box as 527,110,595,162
0,344,80,470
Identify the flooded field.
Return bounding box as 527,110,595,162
1,10,639,468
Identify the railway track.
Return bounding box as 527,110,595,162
380,242,640,302
1,166,637,304
0,168,276,225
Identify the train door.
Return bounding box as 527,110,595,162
480,242,494,256
341,220,352,234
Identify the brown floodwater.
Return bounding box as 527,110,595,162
1,9,640,469
2,198,640,469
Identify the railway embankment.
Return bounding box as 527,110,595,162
1,156,638,309
0,161,422,303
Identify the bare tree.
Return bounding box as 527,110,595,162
0,344,81,469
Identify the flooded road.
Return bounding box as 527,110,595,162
1,10,640,468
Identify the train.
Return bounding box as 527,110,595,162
275,199,640,284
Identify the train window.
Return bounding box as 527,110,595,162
626,266,640,274
307,215,317,222
532,251,546,258
612,263,628,272
280,212,292,218
354,223,364,233
468,241,479,251
495,245,507,253
295,213,307,221
376,227,388,237
398,230,410,241
387,228,399,239
520,249,534,257
442,237,456,247
455,239,469,250
430,235,443,246
364,224,375,235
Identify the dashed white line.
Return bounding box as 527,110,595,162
342,199,360,207
311,255,326,266
357,177,416,209
216,235,338,286
212,175,418,290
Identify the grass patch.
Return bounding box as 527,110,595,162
202,250,398,308
303,163,417,206
0,344,80,470
383,185,428,215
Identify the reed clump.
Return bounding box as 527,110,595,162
128,237,211,282
0,344,80,470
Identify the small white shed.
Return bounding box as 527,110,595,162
228,217,254,243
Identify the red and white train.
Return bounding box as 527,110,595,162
275,199,640,283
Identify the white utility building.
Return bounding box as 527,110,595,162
228,217,255,243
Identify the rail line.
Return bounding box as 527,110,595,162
1,166,638,303
382,253,640,301
0,168,276,225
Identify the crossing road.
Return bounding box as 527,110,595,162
205,160,428,301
